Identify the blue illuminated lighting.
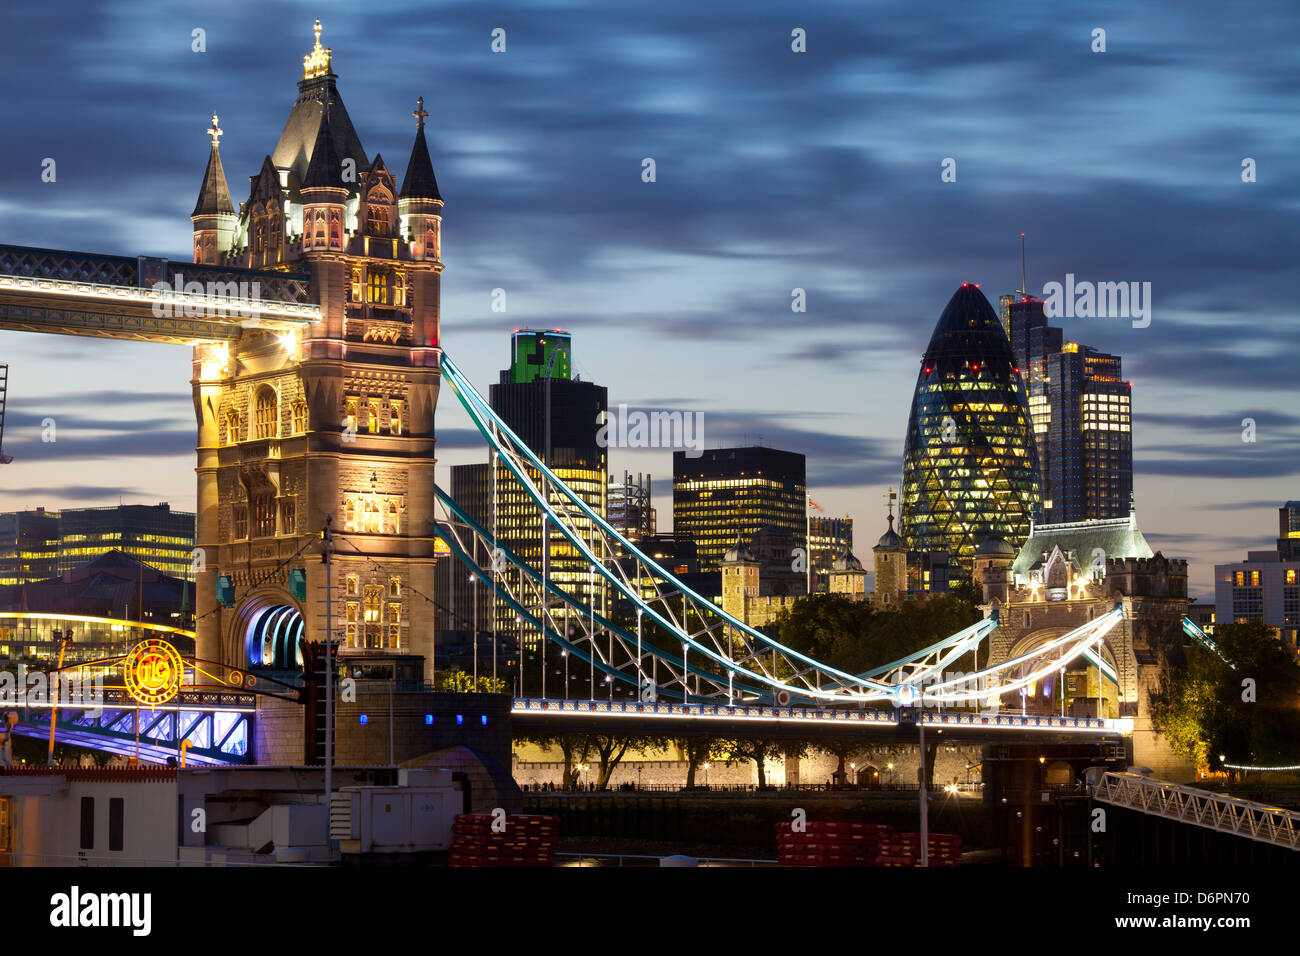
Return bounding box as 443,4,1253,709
481,715,488,725
359,714,368,725
456,714,464,725
425,714,434,725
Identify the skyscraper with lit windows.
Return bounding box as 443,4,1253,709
1006,295,1133,522
673,446,806,572
901,284,1041,573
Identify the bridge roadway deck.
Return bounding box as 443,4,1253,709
511,697,1126,741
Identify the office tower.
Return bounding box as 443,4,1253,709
0,503,195,585
809,515,852,593
1007,295,1133,522
673,446,806,572
1215,500,1300,649
0,508,61,585
901,284,1042,573
489,330,608,649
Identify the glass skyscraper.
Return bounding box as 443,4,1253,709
902,284,1042,573
1005,295,1133,522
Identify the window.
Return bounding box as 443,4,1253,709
1289,569,1298,586
253,495,276,537
291,400,307,435
389,576,401,598
393,270,407,307
1251,571,1261,586
329,210,341,247
388,603,402,625
232,505,248,540
344,497,357,533
384,500,399,535
344,397,358,436
80,796,95,850
367,270,389,305
364,585,382,623
364,498,381,533
389,400,403,436
346,602,358,623
367,400,380,434
346,574,359,596
254,387,277,440
280,498,296,535
368,202,391,236
1236,571,1245,586
225,409,240,445
109,797,124,852
350,268,362,302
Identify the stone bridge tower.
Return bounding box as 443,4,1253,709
190,21,443,673
976,514,1195,780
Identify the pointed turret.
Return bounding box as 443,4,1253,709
398,96,444,262
300,104,348,252
399,97,442,202
191,113,237,265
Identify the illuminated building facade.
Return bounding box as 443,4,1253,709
1006,295,1132,523
901,284,1042,574
190,22,443,668
0,508,59,585
0,504,194,585
0,551,196,665
488,331,608,650
809,515,852,593
1213,501,1300,650
56,504,196,581
976,514,1194,780
673,447,806,572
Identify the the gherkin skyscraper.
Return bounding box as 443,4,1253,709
901,283,1042,574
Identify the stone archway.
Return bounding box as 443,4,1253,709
227,587,305,670
1004,627,1120,718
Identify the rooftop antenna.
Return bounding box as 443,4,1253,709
1019,232,1027,295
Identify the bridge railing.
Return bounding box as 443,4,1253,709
1091,771,1300,851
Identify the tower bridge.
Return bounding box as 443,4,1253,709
0,22,1197,770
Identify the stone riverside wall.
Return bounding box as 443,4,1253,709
511,740,984,789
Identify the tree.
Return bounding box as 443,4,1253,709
674,735,726,788
585,733,665,789
436,668,508,694
717,736,807,789
817,736,867,785
1150,621,1300,770
515,731,590,789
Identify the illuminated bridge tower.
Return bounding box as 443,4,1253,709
191,21,444,671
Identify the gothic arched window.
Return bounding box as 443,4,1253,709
254,386,277,440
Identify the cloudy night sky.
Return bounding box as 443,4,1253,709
0,0,1296,598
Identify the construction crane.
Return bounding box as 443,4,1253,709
0,364,12,463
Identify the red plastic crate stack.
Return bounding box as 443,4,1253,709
775,820,894,867
876,832,962,867
449,813,560,867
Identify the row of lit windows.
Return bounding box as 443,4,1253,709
344,396,404,436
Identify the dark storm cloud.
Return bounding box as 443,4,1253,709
4,429,193,460
0,485,146,501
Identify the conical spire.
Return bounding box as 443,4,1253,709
302,102,343,191
192,112,234,217
400,96,442,201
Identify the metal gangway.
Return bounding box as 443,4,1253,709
1091,770,1300,851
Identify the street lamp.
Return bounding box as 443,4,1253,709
561,649,569,699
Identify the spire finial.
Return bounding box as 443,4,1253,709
413,95,428,130
303,17,332,79
207,112,222,147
